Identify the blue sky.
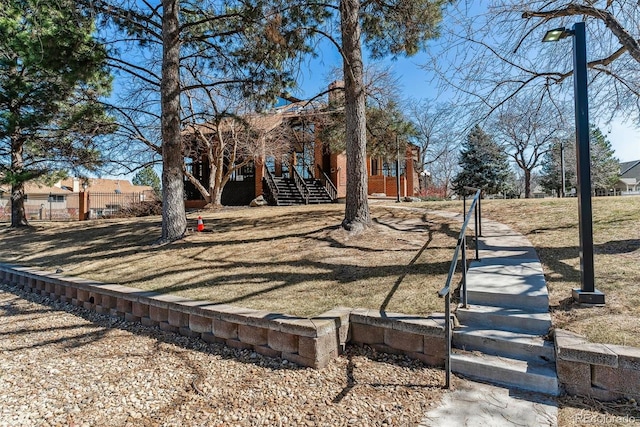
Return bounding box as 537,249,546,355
293,49,638,163
289,5,638,163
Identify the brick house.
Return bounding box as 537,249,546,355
184,87,419,207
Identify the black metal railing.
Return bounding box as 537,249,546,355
264,168,280,204
316,164,338,201
437,187,482,389
291,166,310,204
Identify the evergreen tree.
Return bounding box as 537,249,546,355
0,0,113,227
590,126,619,193
540,127,619,196
539,137,576,197
132,166,161,197
452,125,510,195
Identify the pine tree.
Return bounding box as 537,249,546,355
539,137,576,197
132,166,161,197
452,125,510,196
590,126,619,193
0,0,113,227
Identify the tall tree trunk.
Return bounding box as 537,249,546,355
524,169,532,199
340,0,370,232
10,138,28,227
160,0,186,242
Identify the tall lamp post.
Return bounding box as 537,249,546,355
543,22,605,304
395,134,401,203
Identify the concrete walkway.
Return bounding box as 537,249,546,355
419,211,559,426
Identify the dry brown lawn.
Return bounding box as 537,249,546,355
0,203,460,318
1,195,638,346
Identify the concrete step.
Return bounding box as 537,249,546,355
453,326,555,362
466,259,549,311
456,304,551,335
451,351,559,396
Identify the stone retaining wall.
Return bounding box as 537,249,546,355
0,264,445,369
555,329,640,401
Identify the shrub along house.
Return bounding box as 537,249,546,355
183,86,420,207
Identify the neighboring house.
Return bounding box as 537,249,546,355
0,178,155,221
0,182,76,221
59,178,155,218
184,83,420,207
613,160,640,196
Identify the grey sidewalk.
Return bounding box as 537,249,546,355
419,211,558,426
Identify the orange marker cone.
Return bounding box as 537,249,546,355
197,216,204,232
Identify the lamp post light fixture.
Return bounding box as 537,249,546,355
543,22,605,304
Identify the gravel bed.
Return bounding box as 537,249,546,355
0,284,445,426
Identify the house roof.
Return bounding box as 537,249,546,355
183,99,323,138
0,182,72,195
1,178,154,201
58,178,153,194
620,160,640,180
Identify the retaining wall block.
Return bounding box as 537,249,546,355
65,286,77,300
556,359,592,396
100,295,116,310
591,364,640,398
189,314,213,334
254,345,282,358
54,284,64,297
608,344,640,371
45,282,55,294
238,324,268,346
267,330,299,354
384,329,424,353
168,308,189,328
350,322,384,345
213,319,238,340
159,322,179,333
298,333,338,360
76,289,89,303
141,317,159,328
35,280,45,292
132,302,150,319
125,313,141,323
149,306,169,323
423,336,447,359
283,348,337,369
116,298,132,315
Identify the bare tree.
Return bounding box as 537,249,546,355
182,87,295,207
492,95,568,198
425,1,640,124
406,100,462,194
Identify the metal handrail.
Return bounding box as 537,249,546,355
316,164,338,201
437,187,482,389
264,168,279,203
291,166,310,204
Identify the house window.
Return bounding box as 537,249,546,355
371,159,379,176
48,195,64,203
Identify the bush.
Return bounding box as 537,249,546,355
103,201,162,218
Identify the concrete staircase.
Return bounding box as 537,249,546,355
270,177,333,206
450,221,559,396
